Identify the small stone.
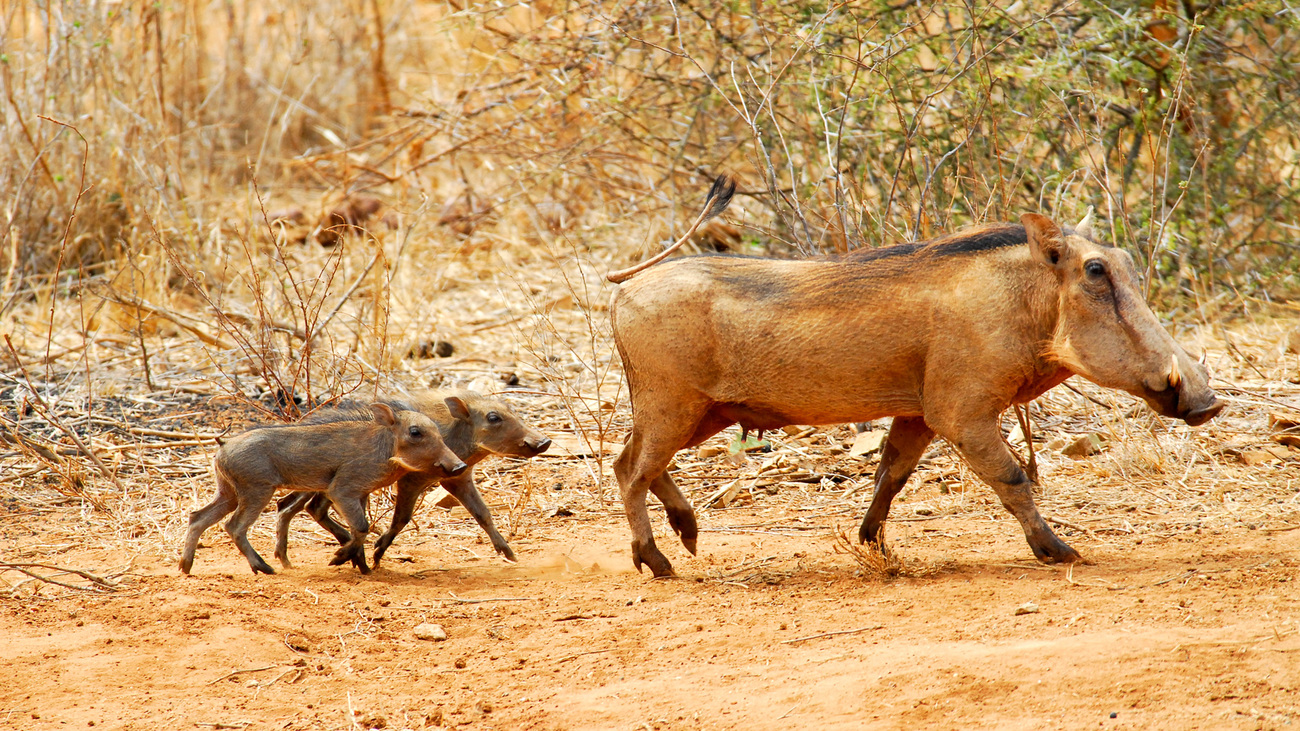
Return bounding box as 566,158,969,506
1014,602,1040,616
1007,424,1026,445
414,623,448,641
1110,712,1118,719
697,445,727,459
1062,434,1103,459
849,431,886,458
454,657,467,669
913,505,934,516
1239,450,1274,466
1263,444,1293,461
475,701,493,715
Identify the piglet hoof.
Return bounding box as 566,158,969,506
274,552,293,570
250,560,276,576
680,536,697,556
495,543,518,563
631,541,676,578
329,544,369,573
371,537,395,566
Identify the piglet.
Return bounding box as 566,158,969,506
179,403,465,576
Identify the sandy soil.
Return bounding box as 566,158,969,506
5,467,1300,731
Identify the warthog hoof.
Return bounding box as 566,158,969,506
371,537,395,566
1030,536,1082,565
631,540,676,578
330,544,370,574
250,559,275,575
666,510,698,549
858,517,884,545
494,542,518,563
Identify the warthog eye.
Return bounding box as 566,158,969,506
1084,259,1106,279
408,426,423,438
486,412,502,424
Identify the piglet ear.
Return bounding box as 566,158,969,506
444,396,471,421
370,402,397,427
1021,213,1069,269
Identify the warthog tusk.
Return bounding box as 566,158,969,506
389,456,419,472
1075,207,1095,239
1168,354,1181,389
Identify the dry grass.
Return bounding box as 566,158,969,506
1,2,1299,599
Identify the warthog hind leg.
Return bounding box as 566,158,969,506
221,480,278,575
649,471,697,555
179,474,239,574
859,416,935,544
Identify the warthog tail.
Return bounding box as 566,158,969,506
606,174,737,284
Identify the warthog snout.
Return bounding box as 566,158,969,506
525,436,552,455
444,458,469,477
1138,354,1223,426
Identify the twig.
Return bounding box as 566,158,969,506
781,625,884,645
4,334,125,497
555,648,614,663
1045,516,1096,538
445,592,536,604
0,561,120,593
205,665,278,686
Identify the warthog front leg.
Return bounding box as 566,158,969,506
371,472,435,567
434,471,516,564
859,416,935,545
939,417,1080,564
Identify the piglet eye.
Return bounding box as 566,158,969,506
408,426,423,438
1084,260,1106,278
486,412,502,424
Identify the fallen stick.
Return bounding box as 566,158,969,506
446,592,536,604
0,561,120,592
555,648,614,663
781,625,884,645
205,665,278,686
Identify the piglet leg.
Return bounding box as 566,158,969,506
438,471,516,563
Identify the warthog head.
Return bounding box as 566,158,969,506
1024,212,1224,427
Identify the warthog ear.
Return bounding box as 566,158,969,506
444,396,472,422
370,402,398,426
1021,213,1067,268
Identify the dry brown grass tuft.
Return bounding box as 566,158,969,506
832,525,923,581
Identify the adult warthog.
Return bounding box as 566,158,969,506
607,177,1223,577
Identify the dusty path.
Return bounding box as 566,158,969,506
4,506,1299,731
